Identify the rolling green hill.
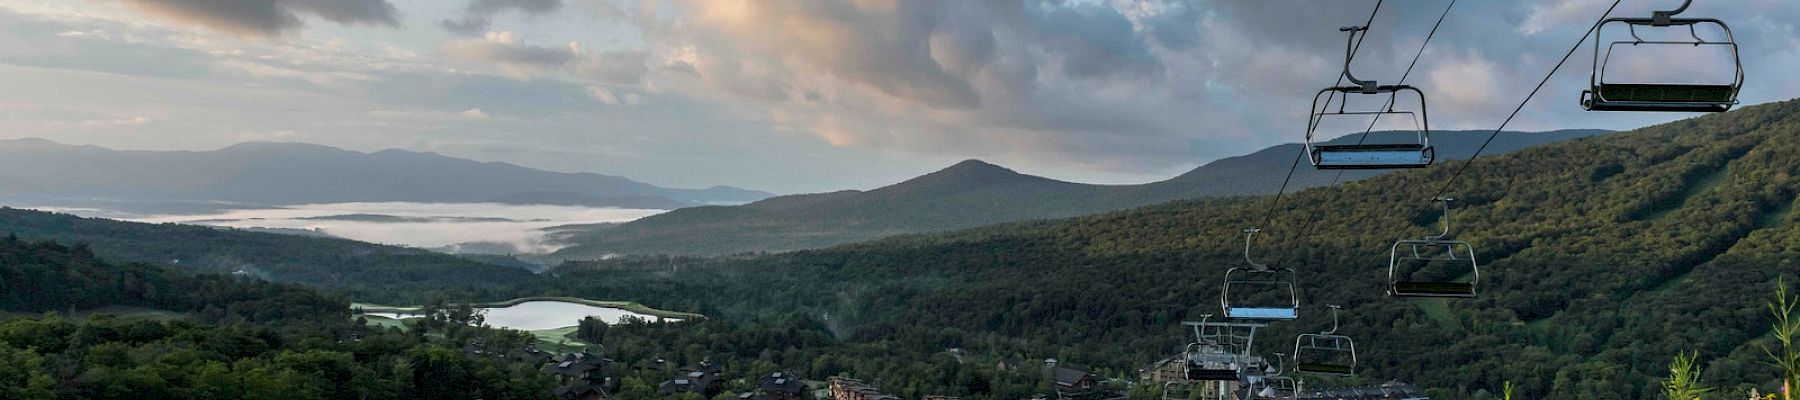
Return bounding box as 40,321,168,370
531,100,1800,398
0,208,536,302
549,129,1608,259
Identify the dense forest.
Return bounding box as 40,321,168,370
0,208,536,303
0,238,557,400
505,99,1800,399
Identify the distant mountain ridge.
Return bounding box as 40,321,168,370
549,129,1610,258
0,139,770,210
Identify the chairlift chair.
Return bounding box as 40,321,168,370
1388,198,1480,298
1183,314,1246,381
1223,228,1300,320
1306,26,1434,170
1292,306,1357,376
1582,0,1742,112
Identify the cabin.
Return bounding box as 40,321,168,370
554,382,609,400
513,344,555,364
757,371,808,400
544,352,608,385
1044,360,1100,400
659,361,724,397
828,377,899,400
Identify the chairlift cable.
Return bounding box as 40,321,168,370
1256,0,1383,231
1427,0,1624,201
1273,0,1458,270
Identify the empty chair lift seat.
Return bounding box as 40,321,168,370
1311,144,1433,169
1225,307,1296,320
1295,362,1354,376
1586,84,1736,112
1391,281,1475,298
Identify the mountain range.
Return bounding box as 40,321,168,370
0,139,771,212
547,129,1609,258
536,99,1800,398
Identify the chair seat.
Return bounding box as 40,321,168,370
1186,369,1240,381
1225,307,1297,320
1295,363,1354,376
1599,84,1734,103
1391,281,1475,297
1312,144,1432,169
1587,84,1735,112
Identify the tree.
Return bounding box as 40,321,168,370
1662,352,1710,400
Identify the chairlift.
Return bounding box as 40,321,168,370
1306,25,1434,170
1293,305,1357,376
1583,0,1741,112
1183,314,1246,381
1252,359,1300,400
1223,228,1300,320
1388,198,1480,298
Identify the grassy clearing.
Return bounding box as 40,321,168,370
1409,298,1461,331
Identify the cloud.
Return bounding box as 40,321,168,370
443,31,577,77
626,1,1202,171
443,31,648,85
118,0,399,38
440,0,564,36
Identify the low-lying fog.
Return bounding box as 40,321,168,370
118,202,662,254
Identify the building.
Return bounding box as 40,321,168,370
758,371,808,400
543,352,611,400
1043,359,1101,400
513,344,555,365
828,377,899,400
545,352,607,386
660,360,725,397
1139,356,1185,383
554,382,609,400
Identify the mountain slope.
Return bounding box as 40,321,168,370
0,207,536,302
0,139,770,210
551,129,1607,258
535,99,1800,398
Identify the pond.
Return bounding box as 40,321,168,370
363,300,680,331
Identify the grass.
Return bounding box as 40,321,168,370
1409,298,1461,331
359,314,410,331
353,315,596,352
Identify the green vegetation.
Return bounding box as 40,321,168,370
0,208,536,303
1663,352,1710,400
7,98,1800,399
499,99,1800,398
550,130,1609,258
0,238,556,400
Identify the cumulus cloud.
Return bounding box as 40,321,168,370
441,0,564,36
626,0,1205,171
118,0,399,38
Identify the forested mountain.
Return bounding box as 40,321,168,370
0,207,535,302
0,139,770,211
550,129,1607,258
515,99,1800,399
0,238,557,399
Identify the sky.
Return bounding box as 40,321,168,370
0,0,1795,194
